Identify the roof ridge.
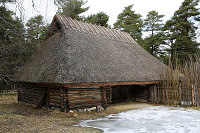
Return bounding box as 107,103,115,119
55,14,135,43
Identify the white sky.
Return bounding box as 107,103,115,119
83,0,185,26
11,0,186,25
8,0,200,41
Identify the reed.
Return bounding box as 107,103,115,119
150,57,200,107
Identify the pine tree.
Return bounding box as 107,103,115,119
143,33,166,57
0,6,27,74
144,11,164,37
164,0,200,63
143,11,165,56
58,0,89,20
84,12,109,27
114,5,143,43
26,15,49,53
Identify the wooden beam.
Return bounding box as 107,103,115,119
15,80,160,89
109,86,112,103
60,88,65,112
65,88,69,112
47,88,50,108
101,87,107,108
64,81,160,88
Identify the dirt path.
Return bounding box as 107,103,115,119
0,95,153,133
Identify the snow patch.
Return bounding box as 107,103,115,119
80,106,200,133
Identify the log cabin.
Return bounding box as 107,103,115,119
13,14,166,112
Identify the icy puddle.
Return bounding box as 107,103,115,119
80,106,200,133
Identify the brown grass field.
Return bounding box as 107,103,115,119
0,94,152,133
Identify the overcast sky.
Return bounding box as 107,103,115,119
9,0,200,41
12,0,187,25
84,0,186,25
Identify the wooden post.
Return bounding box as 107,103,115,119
119,86,122,102
192,85,195,106
60,87,65,112
109,86,112,103
179,85,181,106
47,88,50,108
195,86,199,106
65,88,69,112
101,87,107,108
17,86,21,104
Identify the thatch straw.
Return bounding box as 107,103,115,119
13,15,166,84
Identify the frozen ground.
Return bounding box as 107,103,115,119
80,106,200,133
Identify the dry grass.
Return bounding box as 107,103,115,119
187,107,200,110
0,95,152,133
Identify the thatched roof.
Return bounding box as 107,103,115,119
13,14,166,84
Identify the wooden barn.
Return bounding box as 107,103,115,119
13,14,166,112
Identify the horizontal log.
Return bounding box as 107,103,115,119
68,90,100,94
69,98,101,103
49,89,60,93
65,81,160,88
69,88,100,90
68,96,101,101
69,103,102,109
69,87,100,90
50,100,60,103
19,93,44,98
19,97,40,103
19,97,37,102
16,81,62,88
50,103,61,107
50,102,61,105
49,93,60,96
68,93,101,98
68,89,101,94
68,91,101,95
19,87,46,91
49,91,60,94
68,97,101,101
19,98,38,105
19,90,45,95
19,97,40,102
49,98,60,101
49,95,60,99
50,99,61,103
17,80,160,89
68,100,102,106
49,97,60,101
20,93,45,98
19,94,42,99
69,98,102,103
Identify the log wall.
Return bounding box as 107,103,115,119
67,87,103,110
18,85,108,111
18,85,46,106
49,88,61,108
18,83,154,111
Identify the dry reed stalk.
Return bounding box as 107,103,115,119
155,57,200,107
